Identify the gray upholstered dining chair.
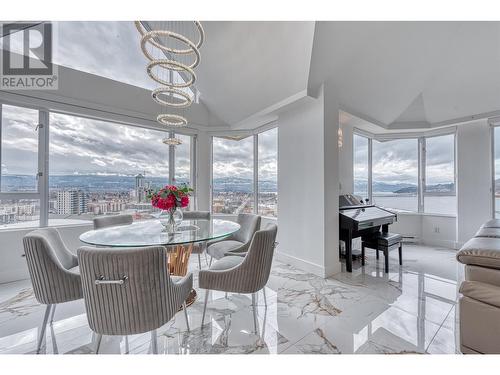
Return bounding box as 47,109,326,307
206,213,261,264
77,245,192,354
182,210,211,269
199,223,278,333
93,214,133,230
23,228,83,354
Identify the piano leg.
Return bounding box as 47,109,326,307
346,230,353,272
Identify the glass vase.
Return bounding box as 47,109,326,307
159,208,183,233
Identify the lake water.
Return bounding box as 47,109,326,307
370,194,457,216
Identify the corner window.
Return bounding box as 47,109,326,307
212,136,254,214
372,138,419,212
257,128,278,217
353,134,369,199
424,134,456,215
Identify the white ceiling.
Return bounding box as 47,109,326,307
193,21,315,126
309,21,500,129
140,21,500,132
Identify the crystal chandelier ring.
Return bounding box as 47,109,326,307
152,87,193,108
141,30,201,69
135,21,205,51
157,114,188,127
147,59,196,88
162,137,183,146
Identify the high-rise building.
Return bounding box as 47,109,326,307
56,190,87,215
135,173,146,203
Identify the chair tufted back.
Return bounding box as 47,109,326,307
182,211,210,220
233,213,261,244
77,246,187,336
93,214,133,230
23,228,82,305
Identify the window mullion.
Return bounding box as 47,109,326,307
39,110,49,227
254,134,258,214
418,137,425,213
0,103,2,191
368,137,373,202
169,131,175,184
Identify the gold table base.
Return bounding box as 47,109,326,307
167,243,197,308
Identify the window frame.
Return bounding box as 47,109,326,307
0,99,196,230
353,128,457,216
210,124,278,219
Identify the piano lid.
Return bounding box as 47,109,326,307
339,194,373,210
340,206,396,222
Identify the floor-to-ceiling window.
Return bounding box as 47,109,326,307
257,128,278,218
212,136,254,214
354,131,456,215
372,138,419,212
424,134,456,215
353,134,369,199
0,104,41,229
49,113,171,223
174,134,191,186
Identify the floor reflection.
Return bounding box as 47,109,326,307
0,245,460,354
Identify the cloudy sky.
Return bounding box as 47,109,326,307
0,21,277,182
354,133,455,186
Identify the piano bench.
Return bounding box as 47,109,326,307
361,232,403,273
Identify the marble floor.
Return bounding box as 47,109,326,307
0,244,462,354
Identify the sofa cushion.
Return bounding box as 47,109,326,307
475,227,500,238
481,219,500,228
460,281,500,309
466,265,500,288
456,237,500,269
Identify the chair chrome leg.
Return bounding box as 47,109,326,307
252,293,258,335
183,302,190,332
201,290,209,329
49,304,56,324
95,333,103,354
124,335,129,354
151,330,158,354
36,304,52,354
198,253,202,270
262,288,267,307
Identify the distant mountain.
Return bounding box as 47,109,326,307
0,174,187,193
355,179,455,194
394,183,454,194
0,174,277,193
355,180,414,193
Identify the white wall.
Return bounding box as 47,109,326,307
339,121,354,195
456,119,493,244
276,84,341,277
0,223,93,284
277,92,326,275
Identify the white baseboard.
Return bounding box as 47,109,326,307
0,268,29,285
275,250,325,277
421,239,459,250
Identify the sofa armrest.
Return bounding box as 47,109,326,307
460,281,500,309
456,237,500,269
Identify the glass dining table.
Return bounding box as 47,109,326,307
79,218,240,305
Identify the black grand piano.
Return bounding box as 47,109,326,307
339,194,397,272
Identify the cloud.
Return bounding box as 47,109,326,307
354,134,455,186
0,22,278,184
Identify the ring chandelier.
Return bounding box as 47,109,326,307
135,21,204,145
